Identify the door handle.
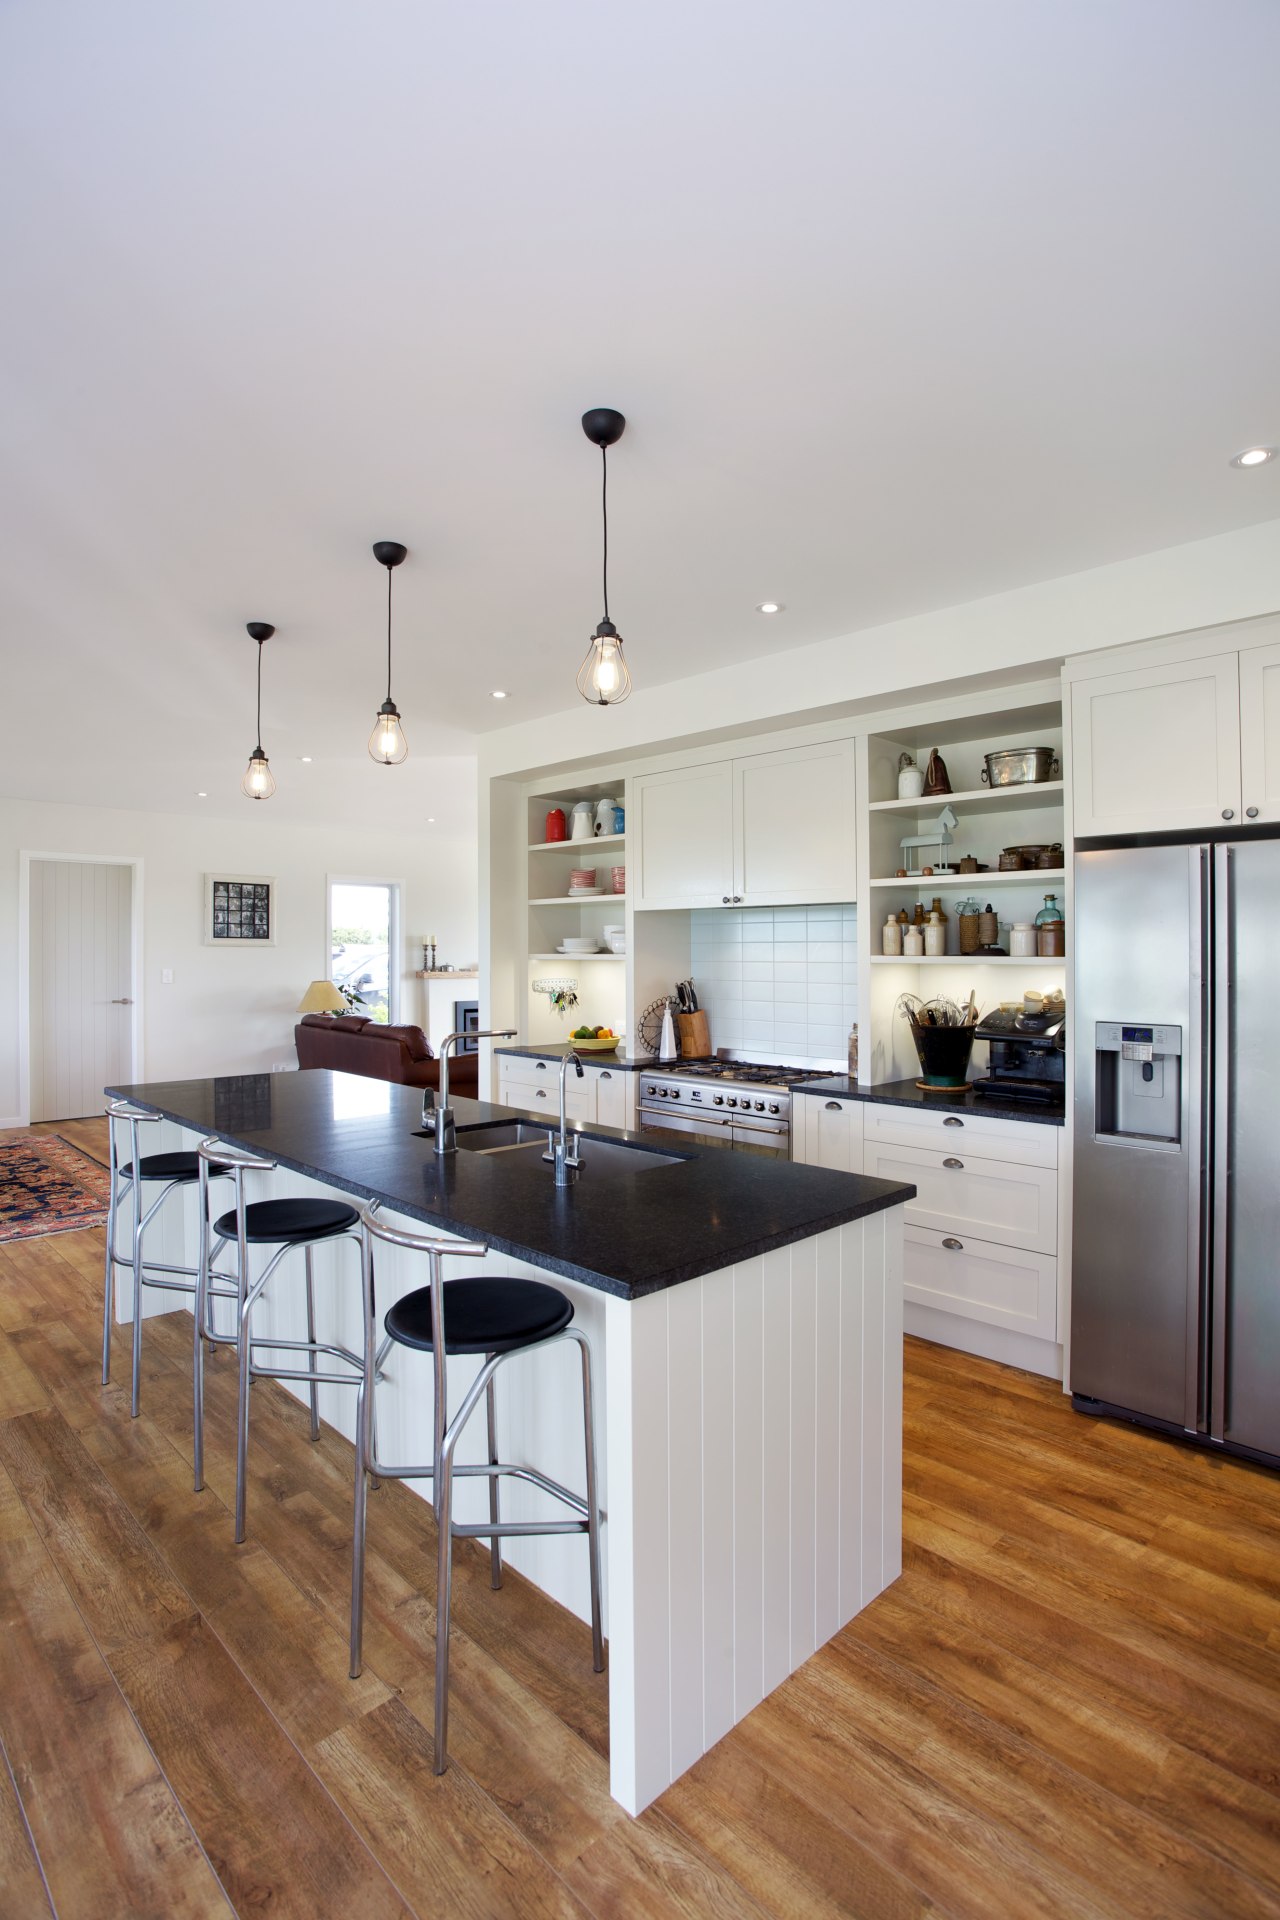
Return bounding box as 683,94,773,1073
535,1061,547,1071
535,1090,547,1100
1246,806,1259,819
942,1237,964,1251
825,1101,843,1111
943,1116,964,1127
600,1071,611,1080
943,1156,964,1169
111,997,134,1005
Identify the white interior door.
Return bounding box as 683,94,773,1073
29,859,135,1121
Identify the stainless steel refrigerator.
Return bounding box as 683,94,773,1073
1072,838,1280,1468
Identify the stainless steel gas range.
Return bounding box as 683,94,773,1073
638,1055,831,1158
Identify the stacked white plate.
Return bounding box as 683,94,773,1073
567,885,600,897
559,936,601,953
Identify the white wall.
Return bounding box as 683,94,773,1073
477,517,1280,782
0,795,477,1123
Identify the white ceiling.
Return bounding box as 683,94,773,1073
2,1,1278,825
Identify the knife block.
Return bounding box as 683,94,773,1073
676,1011,711,1059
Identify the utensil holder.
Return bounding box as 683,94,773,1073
907,1018,976,1089
676,1011,711,1058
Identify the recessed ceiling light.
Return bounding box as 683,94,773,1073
756,601,784,614
1230,446,1275,468
299,755,312,762
492,689,508,699
196,790,207,798
427,817,436,824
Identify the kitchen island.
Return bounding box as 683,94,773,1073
107,1068,913,1814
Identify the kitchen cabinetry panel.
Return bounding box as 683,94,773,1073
865,1141,1056,1255
632,763,734,908
1070,654,1241,836
633,740,856,910
735,741,857,905
497,1056,632,1129
794,1094,864,1173
904,1226,1057,1340
862,1102,1059,1169
593,1064,632,1129
1238,640,1280,824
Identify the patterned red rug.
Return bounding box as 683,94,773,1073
0,1134,112,1241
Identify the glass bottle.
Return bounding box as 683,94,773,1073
1035,893,1065,957
957,896,980,955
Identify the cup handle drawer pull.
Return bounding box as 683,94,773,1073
535,1061,547,1071
600,1071,612,1080
535,1090,548,1100
825,1101,843,1111
943,1156,965,1169
942,1237,964,1251
943,1116,964,1127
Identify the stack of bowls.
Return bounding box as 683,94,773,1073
610,865,626,894
568,865,599,898
603,926,626,954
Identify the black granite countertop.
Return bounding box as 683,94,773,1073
496,1043,651,1073
792,1075,1065,1127
107,1071,915,1301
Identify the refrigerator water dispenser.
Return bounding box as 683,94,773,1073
1093,1022,1182,1145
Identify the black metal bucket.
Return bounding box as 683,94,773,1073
907,1018,976,1089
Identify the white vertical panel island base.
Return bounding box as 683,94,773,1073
106,1071,910,1816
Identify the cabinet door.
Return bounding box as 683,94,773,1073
632,763,734,908
1239,641,1280,825
1070,655,1241,836
734,741,857,905
865,1141,1056,1254
904,1226,1057,1339
592,1066,630,1130
797,1095,864,1172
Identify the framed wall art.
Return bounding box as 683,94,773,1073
203,873,277,946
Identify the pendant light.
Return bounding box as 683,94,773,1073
576,408,633,706
241,622,277,800
369,540,409,764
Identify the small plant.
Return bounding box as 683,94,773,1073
337,983,368,1014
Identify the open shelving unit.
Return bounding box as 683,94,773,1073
524,783,629,1046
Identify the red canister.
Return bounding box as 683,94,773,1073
545,807,566,843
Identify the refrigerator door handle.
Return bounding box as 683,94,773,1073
1208,845,1233,1444
1185,846,1211,1433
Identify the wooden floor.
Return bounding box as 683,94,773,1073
1,1119,1279,1918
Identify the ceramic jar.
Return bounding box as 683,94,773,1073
882,914,903,956
1010,922,1037,957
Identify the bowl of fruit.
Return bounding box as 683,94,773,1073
569,1025,620,1052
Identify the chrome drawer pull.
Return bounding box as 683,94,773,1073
535,1061,547,1071
825,1101,843,1111
942,1237,964,1251
943,1116,964,1127
943,1156,964,1169
535,1090,547,1100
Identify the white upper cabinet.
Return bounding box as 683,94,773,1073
632,762,734,908
633,740,856,910
1070,654,1242,837
734,741,857,905
1239,641,1280,825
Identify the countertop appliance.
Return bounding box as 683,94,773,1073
1072,839,1279,1470
638,1054,830,1157
971,1008,1065,1107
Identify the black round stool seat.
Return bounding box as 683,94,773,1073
386,1277,574,1356
121,1151,203,1183
213,1197,360,1245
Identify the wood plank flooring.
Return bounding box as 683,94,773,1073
1,1117,1278,1917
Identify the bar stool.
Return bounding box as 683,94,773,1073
349,1204,604,1773
101,1100,233,1418
195,1140,365,1543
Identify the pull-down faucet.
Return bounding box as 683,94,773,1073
425,1027,517,1154
551,1050,585,1186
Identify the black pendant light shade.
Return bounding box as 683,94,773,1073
576,409,633,706
369,541,409,764
242,622,277,799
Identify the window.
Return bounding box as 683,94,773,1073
327,878,401,1025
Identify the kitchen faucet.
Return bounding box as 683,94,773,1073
550,1050,584,1186
426,1028,517,1155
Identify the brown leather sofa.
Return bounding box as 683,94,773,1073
294,1013,479,1095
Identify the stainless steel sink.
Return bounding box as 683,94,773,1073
449,1123,684,1172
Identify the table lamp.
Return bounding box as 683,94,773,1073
297,979,346,1015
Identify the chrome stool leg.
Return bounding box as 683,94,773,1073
573,1327,605,1673
101,1148,125,1387
305,1244,321,1442
485,1366,503,1591
433,1435,456,1773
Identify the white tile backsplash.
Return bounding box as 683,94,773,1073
690,905,858,1066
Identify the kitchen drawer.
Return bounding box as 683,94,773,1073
864,1140,1056,1253
862,1101,1058,1169
904,1224,1057,1340
499,1061,595,1123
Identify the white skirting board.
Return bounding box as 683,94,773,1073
113,1124,904,1815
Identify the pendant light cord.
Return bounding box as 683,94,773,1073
385,564,394,702
255,637,264,752
601,445,610,623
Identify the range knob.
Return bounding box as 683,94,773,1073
754,1100,766,1112
769,1101,781,1114
726,1096,738,1109
712,1094,725,1106
659,1087,669,1098
670,1089,681,1100
646,1084,656,1095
